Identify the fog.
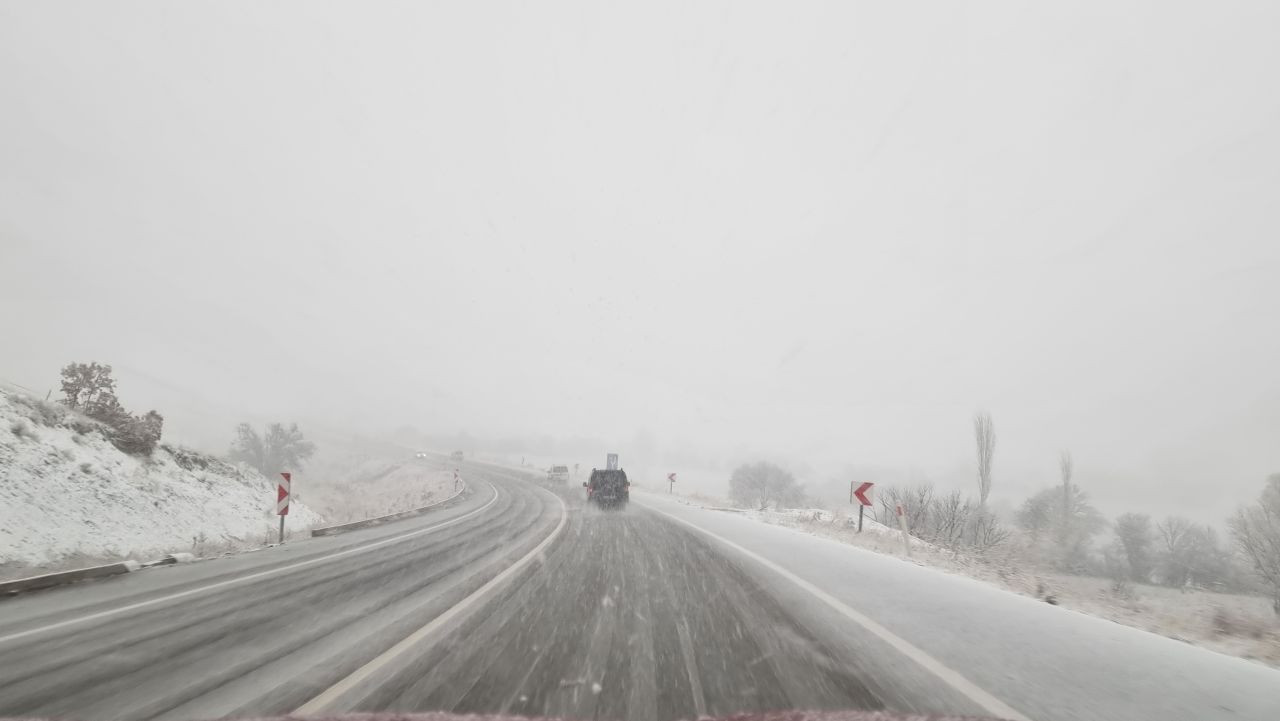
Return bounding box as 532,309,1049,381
2,2,1278,522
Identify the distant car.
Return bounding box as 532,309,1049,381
584,468,629,509
546,465,569,484
414,452,428,459
450,451,464,462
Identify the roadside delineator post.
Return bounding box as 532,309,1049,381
895,503,911,557
277,472,291,544
668,472,677,494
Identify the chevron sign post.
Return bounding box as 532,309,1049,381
277,472,291,543
850,481,874,533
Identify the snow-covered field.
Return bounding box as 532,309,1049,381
0,390,323,575
649,485,1280,669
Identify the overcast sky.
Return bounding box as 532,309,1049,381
2,1,1278,519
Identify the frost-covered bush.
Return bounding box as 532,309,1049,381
9,418,38,440
56,362,164,456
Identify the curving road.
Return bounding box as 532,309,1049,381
0,464,559,720
0,463,905,721
1,462,1278,721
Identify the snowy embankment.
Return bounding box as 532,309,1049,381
644,485,1280,669
301,451,455,524
0,390,322,573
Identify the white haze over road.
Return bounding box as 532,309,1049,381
1,1,1278,520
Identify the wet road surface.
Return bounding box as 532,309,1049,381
0,464,925,721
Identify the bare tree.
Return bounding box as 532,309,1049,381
1017,484,1106,572
1157,516,1235,590
1114,513,1155,582
931,490,969,548
229,422,317,477
965,508,1011,553
1157,516,1195,587
1228,474,1280,615
973,412,996,506
728,461,804,509
1059,450,1073,536
877,484,934,536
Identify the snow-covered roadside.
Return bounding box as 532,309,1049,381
641,484,1280,669
0,390,323,575
300,451,455,524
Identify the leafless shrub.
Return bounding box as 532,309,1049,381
930,490,968,548
966,507,1011,552
9,419,37,440
10,393,66,428
1212,606,1270,639
877,483,934,535
1109,577,1135,600
877,483,1009,553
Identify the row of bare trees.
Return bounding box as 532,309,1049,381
876,485,1010,553
1106,514,1239,590
892,411,1280,613
728,411,1280,614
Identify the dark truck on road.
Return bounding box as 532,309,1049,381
584,468,629,509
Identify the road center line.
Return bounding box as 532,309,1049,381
294,489,569,715
0,482,501,647
639,501,1032,721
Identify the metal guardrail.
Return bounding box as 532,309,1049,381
0,560,142,596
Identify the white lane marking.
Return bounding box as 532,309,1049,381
640,502,1033,721
0,483,500,647
294,491,569,714
675,617,707,718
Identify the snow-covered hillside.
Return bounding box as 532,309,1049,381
0,390,323,570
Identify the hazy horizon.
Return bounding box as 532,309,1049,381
3,1,1278,523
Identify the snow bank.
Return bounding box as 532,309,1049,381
652,490,1280,668
741,506,940,551
301,449,455,524
0,390,323,569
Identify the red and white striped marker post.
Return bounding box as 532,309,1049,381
895,503,911,557
277,472,291,544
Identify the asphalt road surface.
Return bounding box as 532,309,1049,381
1,462,1277,721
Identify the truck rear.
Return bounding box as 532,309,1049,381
584,468,629,509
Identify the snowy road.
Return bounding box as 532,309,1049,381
0,465,1276,721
